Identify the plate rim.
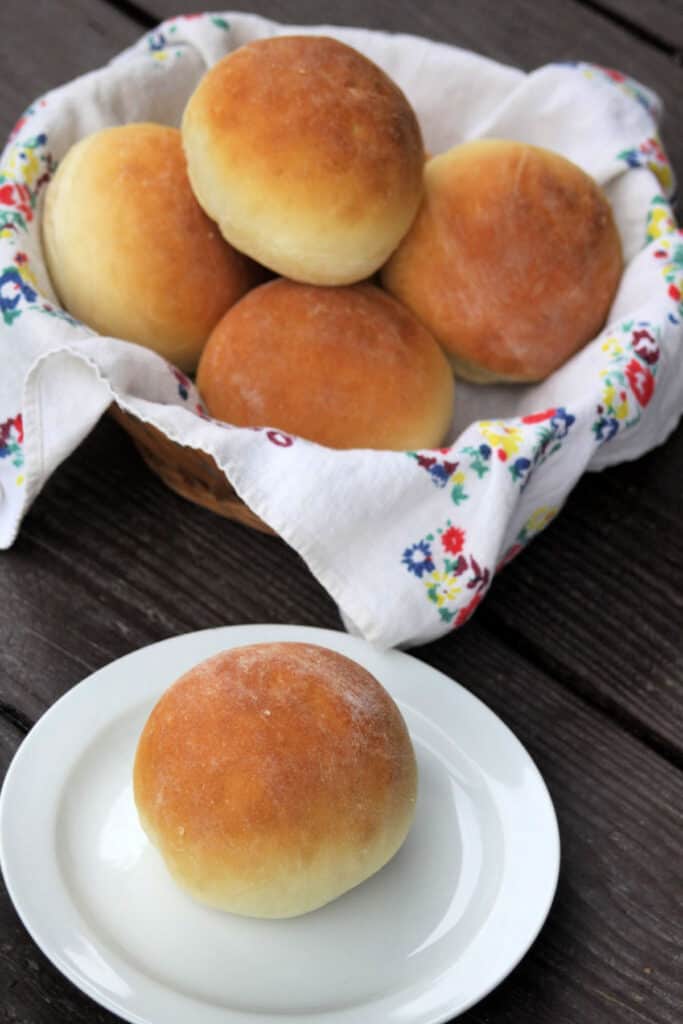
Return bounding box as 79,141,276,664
0,624,561,1024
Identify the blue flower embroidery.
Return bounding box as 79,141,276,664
550,407,575,439
0,266,37,324
402,540,435,578
593,416,619,442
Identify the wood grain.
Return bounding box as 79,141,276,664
424,625,683,1024
479,417,683,762
0,716,117,1024
0,0,677,799
0,419,341,724
583,0,683,49
1,3,682,1022
1,530,682,1023
136,0,683,175
0,0,143,140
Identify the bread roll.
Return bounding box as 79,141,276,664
133,642,418,918
42,123,260,371
181,35,424,285
196,279,455,450
382,139,623,382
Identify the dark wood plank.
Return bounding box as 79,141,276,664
0,0,144,141
585,0,683,50
2,519,682,1023
0,417,341,724
0,716,116,1024
138,0,683,175
0,0,678,760
0,6,681,1023
481,416,683,763
12,404,679,765
427,626,683,1024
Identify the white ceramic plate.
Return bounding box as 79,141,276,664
0,624,559,1024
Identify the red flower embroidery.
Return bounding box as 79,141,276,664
442,526,465,555
625,358,655,407
0,182,32,220
669,283,681,302
0,413,23,446
632,328,659,365
522,408,556,424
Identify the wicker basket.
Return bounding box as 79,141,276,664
110,405,275,535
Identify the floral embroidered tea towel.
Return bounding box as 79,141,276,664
1,12,681,648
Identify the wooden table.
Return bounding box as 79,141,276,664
1,2,682,1022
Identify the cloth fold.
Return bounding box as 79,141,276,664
1,12,681,648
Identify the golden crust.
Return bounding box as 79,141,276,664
195,279,455,450
181,36,424,284
382,139,623,382
133,643,418,917
42,124,260,371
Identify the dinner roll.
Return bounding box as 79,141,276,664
42,123,259,371
382,139,623,382
133,643,418,918
181,35,424,285
196,279,455,450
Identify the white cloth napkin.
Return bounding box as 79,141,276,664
1,12,681,648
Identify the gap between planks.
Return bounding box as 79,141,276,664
98,0,157,29
2,609,681,777
0,702,31,737
576,0,682,58
477,607,683,773
100,0,683,60
107,0,683,60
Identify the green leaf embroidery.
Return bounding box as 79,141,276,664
450,483,469,505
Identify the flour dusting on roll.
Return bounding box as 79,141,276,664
382,139,623,383
133,643,418,918
181,36,424,285
196,278,455,450
42,123,261,371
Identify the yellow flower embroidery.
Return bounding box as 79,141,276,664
647,205,676,241
1,145,40,187
425,571,461,608
479,421,524,457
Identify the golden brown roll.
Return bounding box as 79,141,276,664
133,642,418,918
382,139,623,382
181,35,424,285
196,279,455,450
42,123,260,371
